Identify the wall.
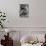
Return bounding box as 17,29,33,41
0,0,46,46
0,0,46,27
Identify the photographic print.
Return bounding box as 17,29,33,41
19,4,29,17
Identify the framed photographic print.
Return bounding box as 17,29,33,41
19,4,29,17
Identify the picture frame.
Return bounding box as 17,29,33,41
19,4,29,17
